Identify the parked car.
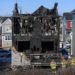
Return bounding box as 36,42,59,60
0,49,11,69
0,49,11,63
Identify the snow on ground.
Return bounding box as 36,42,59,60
11,50,30,67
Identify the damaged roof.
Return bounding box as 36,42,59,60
32,5,54,16
63,13,72,20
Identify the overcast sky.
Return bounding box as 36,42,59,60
0,0,74,16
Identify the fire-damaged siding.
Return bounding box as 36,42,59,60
12,3,60,52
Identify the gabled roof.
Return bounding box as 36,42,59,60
2,18,12,25
71,9,75,14
63,13,72,20
32,5,51,15
0,17,11,23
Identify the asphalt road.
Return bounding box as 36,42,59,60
1,67,75,75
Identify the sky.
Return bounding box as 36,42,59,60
0,0,75,16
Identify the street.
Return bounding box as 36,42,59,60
0,66,75,75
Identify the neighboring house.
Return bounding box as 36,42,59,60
63,13,72,54
2,17,12,49
63,11,75,56
71,10,75,56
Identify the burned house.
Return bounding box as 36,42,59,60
12,3,60,53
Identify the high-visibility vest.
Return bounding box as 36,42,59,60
71,58,75,66
50,61,56,70
61,60,66,68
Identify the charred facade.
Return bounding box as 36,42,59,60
12,3,60,53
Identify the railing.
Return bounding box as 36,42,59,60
27,53,61,68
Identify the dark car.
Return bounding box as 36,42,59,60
0,49,11,63
0,49,11,69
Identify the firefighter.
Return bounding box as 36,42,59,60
61,56,67,69
50,59,56,74
71,57,75,67
66,57,71,68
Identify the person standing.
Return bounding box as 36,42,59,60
61,56,67,69
50,59,56,74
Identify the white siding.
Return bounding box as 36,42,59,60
2,34,12,48
2,18,12,33
2,18,12,48
72,20,75,55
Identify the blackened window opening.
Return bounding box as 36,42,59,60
41,41,54,53
18,41,30,52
